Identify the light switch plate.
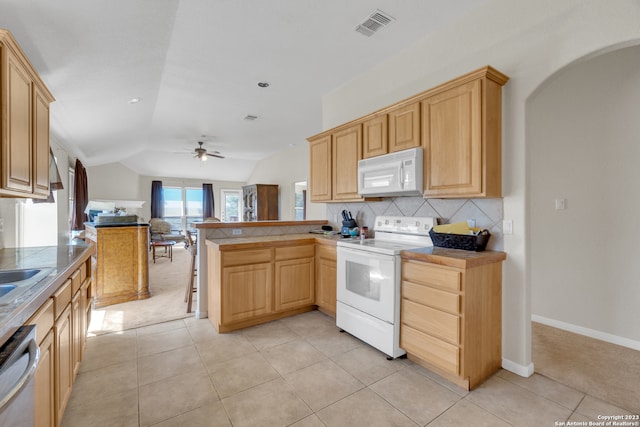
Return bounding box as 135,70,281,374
503,220,513,235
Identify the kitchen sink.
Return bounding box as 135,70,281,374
0,269,42,284
0,268,55,306
0,284,17,297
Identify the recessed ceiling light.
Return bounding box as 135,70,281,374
128,97,142,104
257,82,270,88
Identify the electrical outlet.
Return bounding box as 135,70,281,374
232,229,242,236
503,220,513,235
467,219,476,228
0,218,3,232
555,198,567,210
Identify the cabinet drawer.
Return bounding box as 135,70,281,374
275,245,314,261
222,249,272,267
401,324,459,375
71,269,81,295
403,261,461,292
80,262,87,282
53,279,72,319
316,244,336,261
401,299,459,344
26,298,54,345
402,281,460,314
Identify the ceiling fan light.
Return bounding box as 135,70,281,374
200,153,207,161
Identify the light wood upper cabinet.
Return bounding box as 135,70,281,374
422,69,507,198
0,29,54,198
363,115,388,158
389,102,420,153
332,123,362,201
308,134,332,202
33,84,51,197
3,47,32,193
307,66,508,200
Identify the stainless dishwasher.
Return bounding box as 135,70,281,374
0,325,39,427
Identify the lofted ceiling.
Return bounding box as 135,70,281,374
0,0,489,182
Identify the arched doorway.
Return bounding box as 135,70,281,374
526,44,640,412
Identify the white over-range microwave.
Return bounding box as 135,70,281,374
357,147,423,197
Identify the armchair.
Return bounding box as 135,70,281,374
149,218,186,244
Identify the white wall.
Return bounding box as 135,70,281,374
529,45,640,344
247,144,325,221
87,162,141,202
321,0,640,375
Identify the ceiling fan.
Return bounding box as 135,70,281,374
193,141,224,161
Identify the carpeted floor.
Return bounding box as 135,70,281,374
87,245,194,336
532,321,640,413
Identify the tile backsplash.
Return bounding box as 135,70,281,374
325,197,504,251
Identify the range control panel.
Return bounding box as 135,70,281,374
374,216,438,235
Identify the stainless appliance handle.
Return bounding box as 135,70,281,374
0,339,39,409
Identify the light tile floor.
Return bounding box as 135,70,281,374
61,310,638,427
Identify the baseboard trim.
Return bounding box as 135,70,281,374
502,358,534,377
532,315,640,351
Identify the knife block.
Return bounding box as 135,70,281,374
341,219,357,237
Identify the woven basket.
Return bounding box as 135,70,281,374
429,229,491,252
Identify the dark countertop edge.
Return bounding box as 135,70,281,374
84,222,149,228
0,245,94,345
206,233,340,250
194,220,328,229
401,247,507,269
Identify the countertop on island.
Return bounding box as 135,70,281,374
0,243,93,345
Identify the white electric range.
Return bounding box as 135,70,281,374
336,216,437,358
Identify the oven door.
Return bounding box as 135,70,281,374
336,246,399,323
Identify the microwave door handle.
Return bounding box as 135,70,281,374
399,163,404,189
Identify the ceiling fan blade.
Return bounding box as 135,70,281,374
206,153,225,159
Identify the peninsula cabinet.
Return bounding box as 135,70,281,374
422,67,508,198
0,29,55,198
400,249,506,390
315,243,337,317
207,240,319,332
274,245,315,312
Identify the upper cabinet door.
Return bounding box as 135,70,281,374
3,49,33,194
422,79,484,197
332,124,362,201
362,115,388,158
308,135,332,202
389,102,420,153
33,84,51,197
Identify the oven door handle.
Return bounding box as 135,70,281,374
0,339,39,410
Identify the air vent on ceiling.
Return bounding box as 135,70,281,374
243,114,258,121
355,9,395,37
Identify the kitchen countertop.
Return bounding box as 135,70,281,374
206,232,344,250
0,243,93,346
402,246,507,269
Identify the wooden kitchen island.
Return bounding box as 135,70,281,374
84,222,150,308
